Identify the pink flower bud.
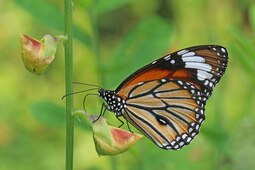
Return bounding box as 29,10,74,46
20,34,65,75
74,111,143,156
92,117,143,156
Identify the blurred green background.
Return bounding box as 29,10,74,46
1,0,255,169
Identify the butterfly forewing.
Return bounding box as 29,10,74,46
116,45,228,98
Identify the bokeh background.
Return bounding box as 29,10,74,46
1,0,255,169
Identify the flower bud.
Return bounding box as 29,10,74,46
20,34,66,75
74,110,143,156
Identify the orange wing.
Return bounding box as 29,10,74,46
116,45,228,99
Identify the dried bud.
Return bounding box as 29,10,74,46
74,110,143,156
20,34,66,75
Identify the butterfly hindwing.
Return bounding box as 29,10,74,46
121,79,205,150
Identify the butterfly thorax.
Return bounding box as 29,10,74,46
98,89,126,116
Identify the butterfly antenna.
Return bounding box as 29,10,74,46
73,82,102,88
61,88,99,100
82,93,99,112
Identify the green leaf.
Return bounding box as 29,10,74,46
30,101,65,127
94,0,133,16
229,44,255,73
202,125,229,152
229,28,255,75
102,16,174,87
14,0,92,46
229,28,255,59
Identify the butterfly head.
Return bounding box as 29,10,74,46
98,89,126,116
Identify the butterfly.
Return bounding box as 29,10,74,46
98,45,228,150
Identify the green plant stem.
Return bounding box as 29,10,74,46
64,0,74,170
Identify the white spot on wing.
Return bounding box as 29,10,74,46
159,118,167,124
182,56,205,62
152,61,157,64
197,70,213,81
191,132,196,137
185,62,212,72
221,48,226,52
195,124,199,130
187,137,192,143
171,141,176,145
179,141,185,146
174,145,179,149
177,49,188,55
196,114,199,119
204,80,209,85
161,79,166,82
182,134,188,139
166,145,172,149
182,52,195,57
209,82,213,87
201,110,204,115
199,118,203,123
164,55,171,60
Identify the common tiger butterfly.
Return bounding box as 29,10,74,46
98,45,228,150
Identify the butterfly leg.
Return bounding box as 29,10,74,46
116,116,124,128
126,120,133,133
93,103,107,123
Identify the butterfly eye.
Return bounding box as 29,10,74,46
98,89,104,97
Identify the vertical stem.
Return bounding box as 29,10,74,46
64,0,74,170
